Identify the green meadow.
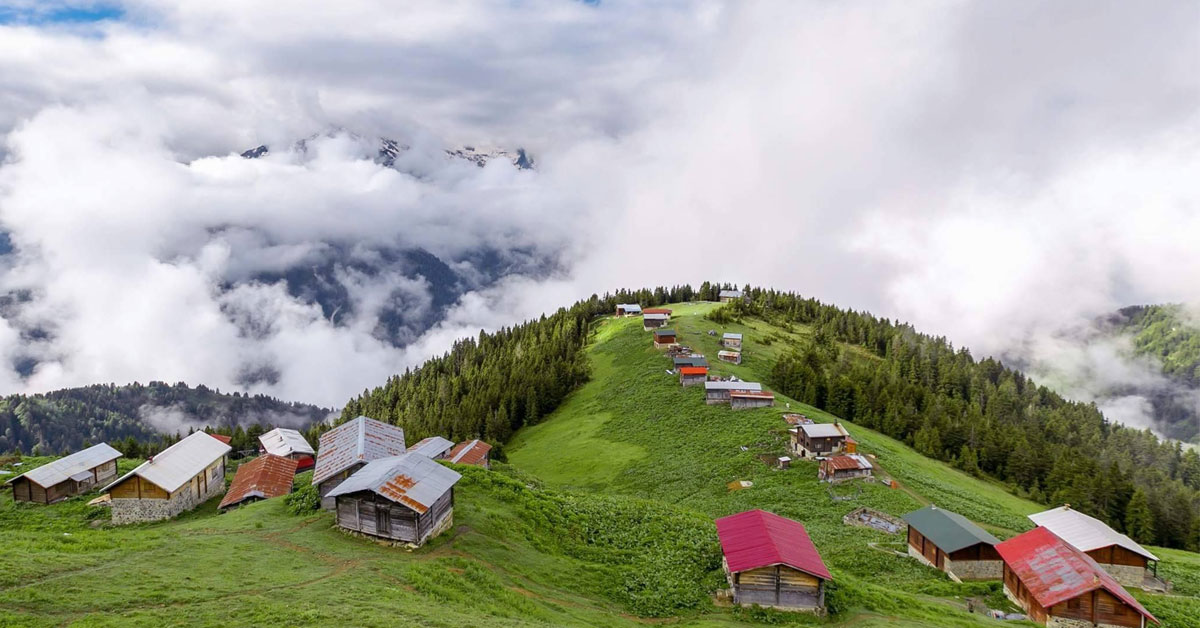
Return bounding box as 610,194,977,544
1,305,1197,627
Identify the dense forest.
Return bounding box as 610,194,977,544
733,290,1200,551
0,382,330,455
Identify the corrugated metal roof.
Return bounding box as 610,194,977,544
715,509,831,580
259,428,315,457
653,329,676,337
705,381,763,391
408,436,454,459
824,454,872,470
798,423,848,438
719,290,743,298
722,333,743,340
210,433,232,444
617,303,641,312
642,313,669,321
312,416,407,486
6,443,122,488
447,440,492,466
995,527,1156,623
325,453,461,514
673,356,708,367
219,454,298,509
1028,506,1158,561
679,366,708,376
102,432,230,494
902,505,998,553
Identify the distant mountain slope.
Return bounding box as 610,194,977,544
0,382,331,455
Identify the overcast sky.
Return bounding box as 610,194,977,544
0,1,1197,427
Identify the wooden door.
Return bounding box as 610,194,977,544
376,505,392,536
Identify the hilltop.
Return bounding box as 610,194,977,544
3,300,1198,626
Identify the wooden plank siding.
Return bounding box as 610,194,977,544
109,476,170,499
948,543,1001,561
732,565,823,609
1087,545,1148,568
11,458,119,504
335,488,455,546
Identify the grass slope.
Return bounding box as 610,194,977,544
508,305,1200,626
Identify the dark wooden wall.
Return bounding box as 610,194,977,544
1087,545,1147,568
336,487,454,545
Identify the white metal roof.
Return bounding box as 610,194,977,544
408,436,454,458
102,432,230,494
799,423,848,438
325,453,461,513
719,290,742,298
617,303,642,312
643,313,669,320
723,333,743,340
705,381,762,391
312,416,407,486
259,428,315,457
1028,506,1158,561
6,443,122,488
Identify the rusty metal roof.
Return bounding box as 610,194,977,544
408,436,454,459
730,390,774,399
447,440,492,466
259,428,315,458
312,416,406,486
219,454,298,509
995,527,1157,624
679,366,708,376
824,454,872,471
102,432,230,494
324,453,461,514
6,443,121,488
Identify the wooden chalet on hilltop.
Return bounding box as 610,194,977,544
722,332,743,350
705,380,762,404
446,439,492,468
715,509,831,612
652,329,678,349
642,312,669,330
1028,506,1159,588
718,350,742,364
996,527,1158,627
730,390,774,410
7,443,121,504
902,505,1002,581
679,366,708,387
790,422,853,458
719,290,743,303
103,432,230,524
313,416,407,510
327,453,461,547
219,453,298,511
259,427,316,472
818,454,872,482
615,303,641,317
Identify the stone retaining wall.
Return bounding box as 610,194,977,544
945,558,1002,581
111,476,225,524
1098,562,1146,588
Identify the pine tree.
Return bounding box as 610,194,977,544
1125,489,1156,545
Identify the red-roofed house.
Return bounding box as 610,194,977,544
219,454,299,510
995,527,1158,627
447,440,492,468
679,366,708,387
715,510,831,612
209,433,232,445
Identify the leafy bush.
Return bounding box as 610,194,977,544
285,471,320,515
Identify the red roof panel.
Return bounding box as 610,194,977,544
447,439,492,466
730,390,774,399
715,510,831,580
995,527,1157,624
679,367,708,376
209,433,232,444
643,308,672,315
219,454,298,509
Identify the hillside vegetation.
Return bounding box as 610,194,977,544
0,382,331,456
1105,304,1200,443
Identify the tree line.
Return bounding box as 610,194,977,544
726,288,1200,551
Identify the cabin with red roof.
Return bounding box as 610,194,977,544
715,510,831,612
818,454,872,482
995,527,1158,628
219,454,298,511
679,366,708,387
447,439,492,468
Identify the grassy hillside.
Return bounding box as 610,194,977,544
2,303,1197,627
508,304,1200,626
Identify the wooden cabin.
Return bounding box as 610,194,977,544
722,332,743,349
705,380,762,404
103,432,230,524
259,427,316,472
818,454,872,483
902,505,1001,581
328,453,461,547
719,289,743,303
615,303,641,317
643,308,672,317
219,454,299,510
7,443,122,504
1028,506,1158,588
996,527,1158,627
446,439,492,468
679,366,708,387
718,350,742,364
715,510,831,612
730,390,775,410
408,436,454,460
642,313,669,330
313,416,407,510
790,422,851,458
652,329,677,349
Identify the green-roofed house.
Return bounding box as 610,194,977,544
903,505,1002,581
653,329,678,349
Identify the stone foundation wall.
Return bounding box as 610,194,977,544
1098,562,1146,588
111,476,225,524
946,558,1002,581
1046,617,1093,628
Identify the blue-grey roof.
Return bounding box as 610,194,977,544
325,453,461,513
723,333,743,340
408,436,454,458
902,505,999,553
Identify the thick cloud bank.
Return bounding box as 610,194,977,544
0,2,1197,432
